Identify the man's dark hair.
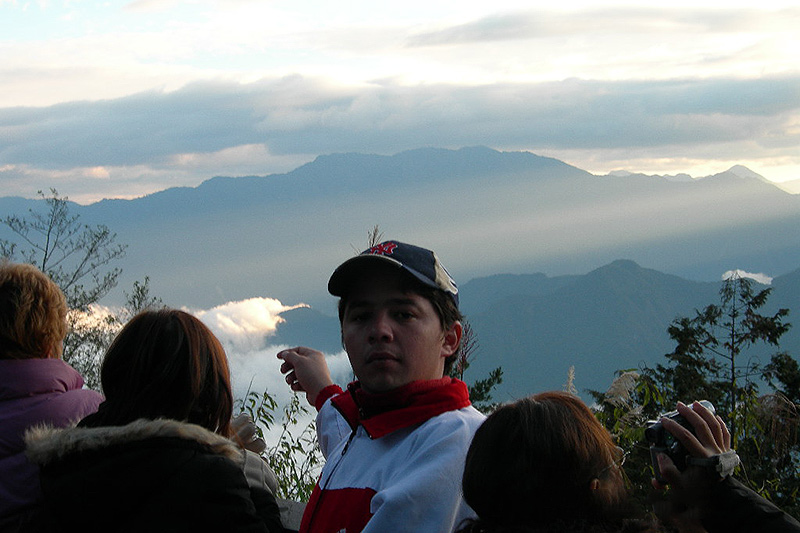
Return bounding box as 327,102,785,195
337,271,463,374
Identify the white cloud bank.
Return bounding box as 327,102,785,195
79,296,352,406
188,297,352,440
722,269,773,285
193,297,306,353
184,296,350,456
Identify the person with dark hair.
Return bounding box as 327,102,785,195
458,391,655,533
25,309,283,532
0,261,103,532
278,240,485,533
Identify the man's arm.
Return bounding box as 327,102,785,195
277,346,334,407
277,346,351,457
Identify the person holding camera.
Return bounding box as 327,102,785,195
651,400,800,533
456,392,800,533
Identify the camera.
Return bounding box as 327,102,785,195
645,400,715,484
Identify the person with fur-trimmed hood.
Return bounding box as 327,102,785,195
24,309,284,533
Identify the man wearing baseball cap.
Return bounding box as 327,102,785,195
278,240,485,533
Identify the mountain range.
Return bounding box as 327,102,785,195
269,259,800,399
1,146,798,398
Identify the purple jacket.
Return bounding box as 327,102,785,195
0,358,103,520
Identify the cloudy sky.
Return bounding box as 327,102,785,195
2,0,799,204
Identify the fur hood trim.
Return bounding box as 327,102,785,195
25,418,243,466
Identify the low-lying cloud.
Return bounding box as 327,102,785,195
188,296,352,415
193,297,307,353
195,296,352,452
722,269,773,285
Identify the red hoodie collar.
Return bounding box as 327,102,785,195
330,377,472,439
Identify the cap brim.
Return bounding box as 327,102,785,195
328,254,403,297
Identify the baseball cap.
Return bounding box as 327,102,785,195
328,240,459,307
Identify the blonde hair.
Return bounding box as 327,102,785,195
0,260,68,359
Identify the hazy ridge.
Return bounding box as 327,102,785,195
270,259,800,398
2,146,798,397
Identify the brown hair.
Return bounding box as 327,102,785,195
337,265,464,374
461,391,630,531
82,309,234,437
0,260,68,360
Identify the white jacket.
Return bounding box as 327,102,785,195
300,378,485,533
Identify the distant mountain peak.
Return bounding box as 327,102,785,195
585,259,650,279
605,259,641,270
726,165,768,183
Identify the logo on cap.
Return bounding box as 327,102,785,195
366,242,398,256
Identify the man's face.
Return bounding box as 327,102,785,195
341,267,461,394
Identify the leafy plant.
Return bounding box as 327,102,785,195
449,320,503,413
236,388,322,502
591,272,799,519
589,370,666,510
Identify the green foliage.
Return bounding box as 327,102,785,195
764,352,800,404
648,274,790,427
236,389,323,502
468,367,504,413
1,189,162,390
732,391,799,514
598,274,799,519
589,370,666,511
1,189,127,311
122,276,165,320
449,320,503,413
64,308,118,390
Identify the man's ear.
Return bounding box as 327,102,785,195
441,320,463,357
589,478,600,491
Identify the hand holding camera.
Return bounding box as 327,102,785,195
647,401,738,530
646,400,738,484
647,401,800,533
647,400,737,486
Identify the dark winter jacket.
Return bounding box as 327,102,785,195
24,418,283,533
701,477,800,533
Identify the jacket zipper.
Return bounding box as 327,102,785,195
305,427,358,531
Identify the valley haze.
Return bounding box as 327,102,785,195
1,147,798,400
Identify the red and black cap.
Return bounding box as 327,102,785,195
328,240,459,308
